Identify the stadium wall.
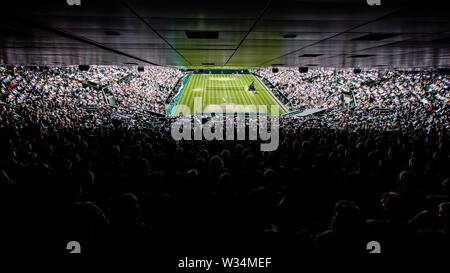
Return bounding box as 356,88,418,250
166,74,191,116
192,69,249,74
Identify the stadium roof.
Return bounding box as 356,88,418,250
1,0,449,68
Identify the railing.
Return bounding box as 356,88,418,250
0,102,19,109
118,73,135,83
121,105,166,117
166,74,190,116
252,73,291,108
165,75,185,105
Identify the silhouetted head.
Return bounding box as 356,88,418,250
439,202,450,226
381,192,407,222
108,193,142,227
442,178,450,197
331,200,366,237
216,172,234,197
209,155,224,174
263,168,278,189
398,170,415,189
79,170,95,197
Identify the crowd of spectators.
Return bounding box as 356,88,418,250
0,66,108,128
256,67,449,132
107,66,183,114
1,65,184,129
61,65,131,86
0,65,449,257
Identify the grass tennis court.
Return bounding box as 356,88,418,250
174,74,287,115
